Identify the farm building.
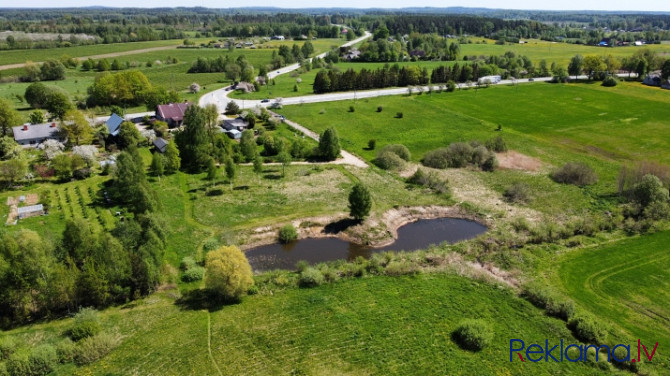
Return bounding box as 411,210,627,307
156,102,192,128
478,75,502,84
271,35,285,40
12,122,61,147
106,113,124,136
17,204,44,219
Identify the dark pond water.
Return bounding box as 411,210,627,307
246,217,487,271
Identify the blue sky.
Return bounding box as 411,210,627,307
8,0,670,11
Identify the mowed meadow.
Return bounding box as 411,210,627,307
278,81,670,177
3,274,616,376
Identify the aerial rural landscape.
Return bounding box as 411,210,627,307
0,2,669,375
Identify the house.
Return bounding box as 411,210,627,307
225,129,241,140
478,75,502,84
153,137,168,153
635,41,644,46
106,113,123,136
156,102,192,128
222,117,248,131
12,122,61,147
271,35,285,41
599,38,611,47
17,204,44,219
344,49,361,61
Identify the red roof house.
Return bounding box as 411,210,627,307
156,102,192,128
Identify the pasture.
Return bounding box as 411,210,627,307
555,230,670,373
1,274,612,375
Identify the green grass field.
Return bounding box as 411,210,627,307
459,38,670,66
554,230,670,373
1,273,619,375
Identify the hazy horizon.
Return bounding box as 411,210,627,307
2,1,670,12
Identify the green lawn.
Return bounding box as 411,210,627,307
554,230,670,374
1,273,618,375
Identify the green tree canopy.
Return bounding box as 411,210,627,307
0,98,23,136
318,127,341,161
176,105,211,172
348,183,372,221
205,245,254,302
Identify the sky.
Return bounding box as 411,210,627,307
6,0,670,12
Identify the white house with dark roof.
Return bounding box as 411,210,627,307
12,122,61,147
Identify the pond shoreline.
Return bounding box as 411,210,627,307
240,205,488,251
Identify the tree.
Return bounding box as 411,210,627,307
39,59,66,81
603,54,621,75
633,174,669,208
348,183,372,221
113,149,156,214
164,140,181,174
149,152,164,177
225,158,236,189
206,158,217,182
0,136,22,160
29,110,45,125
277,149,291,177
0,98,22,136
44,88,73,120
52,153,73,181
204,245,254,302
253,154,263,175
117,121,141,149
0,158,28,185
224,101,240,115
189,83,201,94
24,82,49,109
176,105,211,172
318,127,340,161
662,59,670,80
203,103,220,146
567,54,584,80
582,55,605,80
240,130,257,162
61,110,92,146
313,70,331,94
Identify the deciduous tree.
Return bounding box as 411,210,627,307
205,246,254,301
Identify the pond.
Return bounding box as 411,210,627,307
246,217,487,271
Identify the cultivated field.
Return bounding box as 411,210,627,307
555,230,670,374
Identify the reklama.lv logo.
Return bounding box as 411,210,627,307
510,339,659,363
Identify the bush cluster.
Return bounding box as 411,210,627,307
374,144,411,170
180,256,204,282
550,162,597,186
407,169,450,195
452,319,493,351
503,182,532,204
421,140,499,172
568,315,607,345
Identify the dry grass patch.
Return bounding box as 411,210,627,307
496,151,542,172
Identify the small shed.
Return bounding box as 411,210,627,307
17,204,44,219
153,137,168,153
225,129,242,140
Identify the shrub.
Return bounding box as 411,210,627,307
568,315,607,344
521,284,552,308
546,299,576,321
180,256,197,271
471,145,489,166
481,154,498,172
376,106,383,112
278,224,298,244
56,339,77,363
485,136,508,152
407,169,450,195
384,260,419,276
395,112,403,118
299,268,325,288
181,266,205,282
28,345,57,376
551,162,598,186
601,76,617,87
452,319,494,351
0,337,16,360
73,333,121,366
445,142,473,168
380,144,411,161
6,353,31,376
421,148,450,169
296,260,309,273
373,151,405,170
446,80,456,92
70,308,102,341
503,183,532,204
202,238,220,252
348,105,355,112
0,362,6,376
367,139,376,150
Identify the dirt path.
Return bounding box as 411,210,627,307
0,45,177,71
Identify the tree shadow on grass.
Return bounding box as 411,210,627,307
175,288,240,313
233,185,250,191
323,218,360,235
263,173,282,180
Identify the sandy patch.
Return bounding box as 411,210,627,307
496,151,542,172
26,194,39,205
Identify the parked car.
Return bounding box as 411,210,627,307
261,99,270,103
